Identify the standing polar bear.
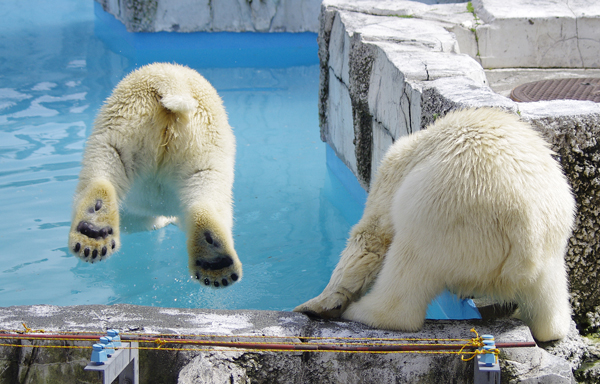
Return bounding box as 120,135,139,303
68,63,241,288
295,108,575,342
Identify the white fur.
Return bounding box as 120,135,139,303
68,63,242,288
295,108,575,342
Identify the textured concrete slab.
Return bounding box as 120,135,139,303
473,0,600,68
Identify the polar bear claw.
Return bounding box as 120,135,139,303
293,291,348,319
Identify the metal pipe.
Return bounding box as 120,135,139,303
0,332,537,352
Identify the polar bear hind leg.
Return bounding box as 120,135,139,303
514,257,572,342
342,238,444,331
68,178,120,262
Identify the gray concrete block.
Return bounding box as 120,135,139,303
472,0,600,68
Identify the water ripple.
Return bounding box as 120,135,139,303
2,258,49,274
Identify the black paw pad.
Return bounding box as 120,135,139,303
76,221,112,240
195,256,234,271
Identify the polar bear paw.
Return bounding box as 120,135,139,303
293,289,352,319
187,225,243,289
190,256,241,289
69,180,120,263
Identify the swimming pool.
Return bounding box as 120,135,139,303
0,0,354,310
0,0,479,319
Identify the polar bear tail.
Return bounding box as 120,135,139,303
160,94,198,115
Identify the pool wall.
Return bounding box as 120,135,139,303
95,0,322,33
318,0,600,335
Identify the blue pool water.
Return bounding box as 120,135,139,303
0,0,479,319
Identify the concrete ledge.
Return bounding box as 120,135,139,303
474,0,600,68
0,304,581,383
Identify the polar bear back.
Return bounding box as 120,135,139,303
82,64,234,190
378,108,574,299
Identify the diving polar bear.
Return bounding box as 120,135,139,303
295,108,575,342
68,63,241,288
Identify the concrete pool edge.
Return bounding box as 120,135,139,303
0,303,584,383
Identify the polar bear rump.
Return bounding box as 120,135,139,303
295,108,575,342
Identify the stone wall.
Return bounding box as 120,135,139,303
0,304,584,383
318,0,600,333
95,0,322,32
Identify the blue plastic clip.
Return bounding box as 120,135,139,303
481,335,495,343
481,346,497,366
100,336,115,357
91,343,107,365
107,329,122,348
478,334,497,367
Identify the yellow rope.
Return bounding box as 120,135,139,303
1,330,471,344
130,333,472,343
0,324,487,358
459,328,499,362
153,338,168,348
20,323,44,334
